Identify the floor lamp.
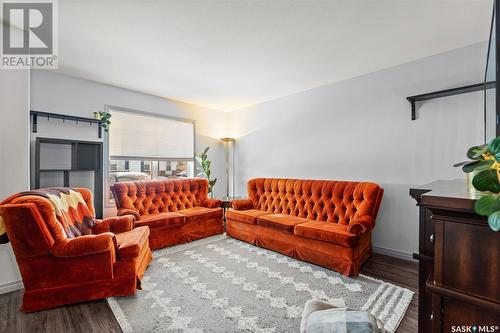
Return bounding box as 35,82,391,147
220,137,235,198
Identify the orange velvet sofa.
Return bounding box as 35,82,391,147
226,178,384,276
112,178,223,249
0,188,152,312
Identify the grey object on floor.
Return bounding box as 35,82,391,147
108,235,413,333
300,299,385,333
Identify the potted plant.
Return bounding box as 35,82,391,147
94,111,112,132
196,147,217,198
461,136,500,231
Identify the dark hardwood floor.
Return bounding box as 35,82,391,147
0,253,418,333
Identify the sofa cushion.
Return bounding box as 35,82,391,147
294,221,358,247
300,299,383,333
115,226,150,259
136,212,186,229
257,214,310,233
226,209,272,225
177,207,222,223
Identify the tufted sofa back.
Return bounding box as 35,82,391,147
112,178,210,216
247,178,383,225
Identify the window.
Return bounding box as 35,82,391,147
106,107,195,205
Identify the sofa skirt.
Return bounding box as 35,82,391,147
226,218,371,276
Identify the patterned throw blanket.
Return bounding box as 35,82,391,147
6,188,96,239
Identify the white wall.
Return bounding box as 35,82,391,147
0,68,30,293
30,71,230,216
229,42,488,258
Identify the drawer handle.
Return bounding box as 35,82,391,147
429,234,434,244
430,312,434,321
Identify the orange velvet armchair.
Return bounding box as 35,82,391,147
0,187,153,312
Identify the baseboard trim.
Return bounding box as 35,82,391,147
0,280,23,294
372,246,415,262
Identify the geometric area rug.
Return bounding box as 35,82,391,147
107,234,413,333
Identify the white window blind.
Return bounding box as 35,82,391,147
109,110,194,159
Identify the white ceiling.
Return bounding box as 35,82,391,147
54,0,492,111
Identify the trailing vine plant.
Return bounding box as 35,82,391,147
99,111,112,132
94,111,112,132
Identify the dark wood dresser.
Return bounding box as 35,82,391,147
410,180,500,333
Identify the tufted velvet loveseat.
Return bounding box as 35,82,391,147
112,178,223,249
227,178,384,276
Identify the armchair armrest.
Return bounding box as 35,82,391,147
347,216,375,235
231,199,253,210
117,208,140,221
92,215,134,234
51,232,117,258
200,198,222,208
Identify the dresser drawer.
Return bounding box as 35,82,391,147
433,218,500,301
442,297,499,332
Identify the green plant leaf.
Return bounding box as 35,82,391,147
489,137,500,155
472,169,500,193
475,195,500,216
196,146,215,191
453,161,469,167
466,145,488,160
487,211,500,231
462,159,494,173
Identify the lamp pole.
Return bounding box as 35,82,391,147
220,137,235,198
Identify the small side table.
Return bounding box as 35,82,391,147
220,196,241,231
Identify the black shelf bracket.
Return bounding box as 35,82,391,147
410,101,416,120
30,110,104,138
407,81,496,120
32,112,38,133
